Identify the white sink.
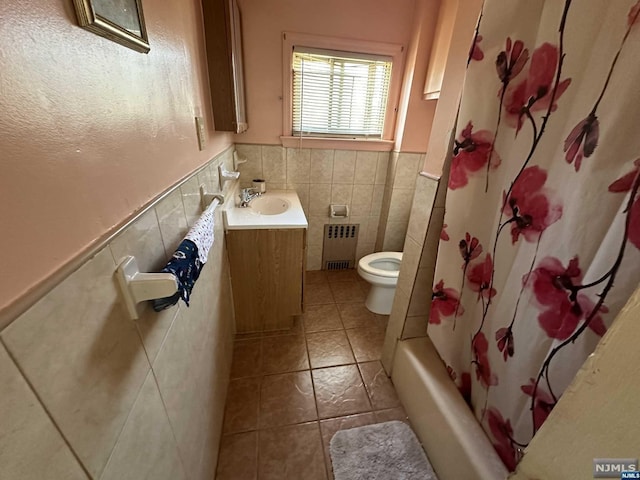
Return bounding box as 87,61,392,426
224,189,308,230
250,196,290,215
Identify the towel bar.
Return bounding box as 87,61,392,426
199,186,225,211
115,256,178,320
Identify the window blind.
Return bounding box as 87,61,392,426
292,47,392,138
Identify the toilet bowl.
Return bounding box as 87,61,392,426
357,252,403,315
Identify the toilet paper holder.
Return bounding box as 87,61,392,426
330,204,349,218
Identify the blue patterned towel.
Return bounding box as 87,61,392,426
152,239,203,311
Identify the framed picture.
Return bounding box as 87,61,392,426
72,0,150,53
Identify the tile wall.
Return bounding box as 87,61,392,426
235,144,423,269
381,171,448,371
0,147,237,479
376,151,426,252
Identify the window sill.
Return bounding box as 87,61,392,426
280,136,394,151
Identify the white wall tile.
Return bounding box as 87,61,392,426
309,184,332,216
351,184,374,216
110,208,168,273
388,188,415,225
408,266,433,317
288,183,310,213
235,144,261,164
262,146,287,183
307,216,327,246
375,152,390,185
381,285,409,371
1,248,151,478
332,150,356,184
331,184,353,206
179,176,203,228
286,148,311,183
396,235,421,297
371,184,385,215
152,309,203,479
355,242,375,263
155,188,190,257
101,371,186,480
364,216,380,245
237,150,263,182
354,151,378,184
394,152,421,188
402,315,428,339
306,244,323,271
383,221,409,252
406,175,438,244
310,149,334,183
0,344,88,480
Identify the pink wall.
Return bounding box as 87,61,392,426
0,0,233,314
235,0,438,147
394,0,440,153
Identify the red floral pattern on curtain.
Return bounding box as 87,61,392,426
427,0,640,471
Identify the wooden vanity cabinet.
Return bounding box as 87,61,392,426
226,228,306,333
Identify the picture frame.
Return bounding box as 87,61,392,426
72,0,150,53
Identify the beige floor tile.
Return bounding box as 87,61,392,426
306,331,355,369
374,314,390,329
236,317,304,340
305,283,335,305
358,361,401,410
319,413,377,480
312,365,371,419
216,432,258,480
326,269,359,283
223,377,261,434
261,335,309,374
302,304,343,333
329,281,366,304
258,422,327,480
346,326,386,362
374,406,409,424
337,303,376,329
230,339,262,378
306,270,328,285
260,371,317,428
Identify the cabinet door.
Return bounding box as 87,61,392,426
226,229,304,332
201,0,247,133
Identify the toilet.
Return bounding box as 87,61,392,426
357,252,403,315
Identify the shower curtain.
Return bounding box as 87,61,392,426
428,0,640,470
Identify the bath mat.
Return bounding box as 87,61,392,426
329,420,437,480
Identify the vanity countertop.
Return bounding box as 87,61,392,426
223,189,308,230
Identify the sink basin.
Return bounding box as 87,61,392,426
250,196,290,215
224,189,308,230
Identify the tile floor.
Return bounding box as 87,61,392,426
215,269,408,480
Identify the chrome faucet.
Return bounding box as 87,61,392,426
239,187,261,207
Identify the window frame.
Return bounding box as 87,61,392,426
281,32,405,150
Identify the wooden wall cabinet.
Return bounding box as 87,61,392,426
201,0,248,133
226,229,306,333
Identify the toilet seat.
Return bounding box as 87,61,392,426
358,252,403,278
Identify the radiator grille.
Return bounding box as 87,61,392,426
322,224,359,270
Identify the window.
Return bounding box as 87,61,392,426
292,48,392,138
281,32,404,147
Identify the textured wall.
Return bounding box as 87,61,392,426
0,0,233,314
